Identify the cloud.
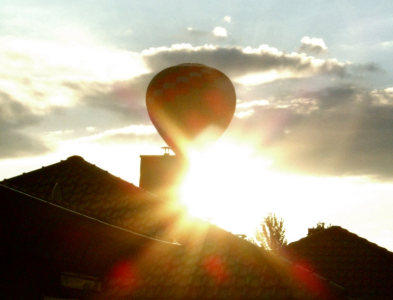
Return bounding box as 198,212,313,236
212,27,228,38
186,27,229,39
86,126,96,132
235,99,270,119
277,106,393,180
0,36,152,156
142,44,349,81
237,99,270,109
0,91,48,158
234,84,393,180
0,36,148,112
186,27,209,38
75,73,153,122
235,70,296,85
380,41,393,48
50,124,162,151
0,131,48,158
299,36,328,54
223,16,232,23
75,124,157,144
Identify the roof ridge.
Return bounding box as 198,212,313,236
2,155,139,189
288,225,393,255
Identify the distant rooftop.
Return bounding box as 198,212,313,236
286,226,393,298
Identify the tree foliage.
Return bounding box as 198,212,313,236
256,213,287,251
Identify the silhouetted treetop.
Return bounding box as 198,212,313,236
256,213,287,251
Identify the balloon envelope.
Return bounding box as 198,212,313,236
146,64,236,154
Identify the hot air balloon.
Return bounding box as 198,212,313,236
146,63,236,155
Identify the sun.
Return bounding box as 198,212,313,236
177,138,376,244
178,140,274,236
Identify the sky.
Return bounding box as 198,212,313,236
0,1,392,249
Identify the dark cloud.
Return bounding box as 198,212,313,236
307,85,363,109
142,45,349,78
235,85,393,180
72,74,154,123
299,44,326,55
0,92,38,128
0,91,49,158
352,62,382,73
34,75,158,141
0,130,48,157
274,107,393,180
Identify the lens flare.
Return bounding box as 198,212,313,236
179,141,273,235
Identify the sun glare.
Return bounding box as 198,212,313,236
179,141,273,235
178,139,379,242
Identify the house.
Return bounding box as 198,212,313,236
1,156,346,299
285,226,393,299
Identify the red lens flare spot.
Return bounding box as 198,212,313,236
107,260,139,295
291,263,327,298
203,255,229,284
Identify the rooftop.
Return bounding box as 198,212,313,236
2,155,177,239
1,155,347,298
285,226,393,298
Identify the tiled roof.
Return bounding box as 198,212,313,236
2,184,340,299
1,155,177,238
285,226,393,298
1,156,347,299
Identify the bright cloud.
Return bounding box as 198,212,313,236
237,99,270,109
212,26,228,37
223,16,232,23
235,109,255,119
300,36,328,54
76,124,157,143
0,36,148,112
235,70,295,85
380,41,393,48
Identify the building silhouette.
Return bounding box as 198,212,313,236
0,155,347,299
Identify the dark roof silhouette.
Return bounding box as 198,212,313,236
1,156,347,299
2,155,176,238
285,226,393,299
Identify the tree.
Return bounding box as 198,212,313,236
308,222,332,236
256,213,287,251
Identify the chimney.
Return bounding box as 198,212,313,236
139,150,187,200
